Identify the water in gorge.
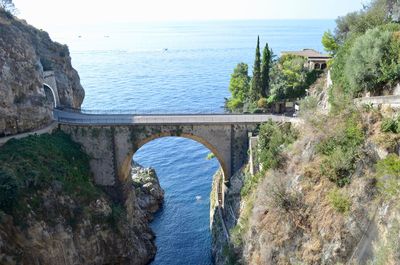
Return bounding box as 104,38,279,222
48,20,334,265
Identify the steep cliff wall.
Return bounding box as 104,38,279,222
0,132,163,265
0,10,84,136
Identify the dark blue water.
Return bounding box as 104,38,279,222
54,20,334,264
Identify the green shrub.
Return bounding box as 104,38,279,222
226,97,244,111
226,63,250,112
377,154,400,176
317,114,365,186
257,97,268,109
206,152,216,160
107,203,125,231
344,27,393,95
328,188,351,213
0,131,100,216
257,120,297,171
332,24,400,97
381,116,400,133
269,182,303,213
299,96,318,116
320,148,353,187
381,117,398,133
376,154,400,198
0,169,19,213
240,172,262,197
268,55,317,103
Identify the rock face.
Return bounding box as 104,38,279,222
132,161,164,220
0,10,84,136
0,164,164,265
210,167,247,265
211,107,400,264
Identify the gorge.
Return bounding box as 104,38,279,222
2,1,400,264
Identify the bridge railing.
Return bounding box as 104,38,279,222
55,107,298,118
54,112,298,126
56,107,228,115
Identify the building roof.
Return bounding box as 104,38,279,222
281,49,331,60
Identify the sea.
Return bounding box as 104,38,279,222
48,19,334,265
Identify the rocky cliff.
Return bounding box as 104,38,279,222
132,161,164,221
0,132,164,265
211,96,400,264
0,9,84,136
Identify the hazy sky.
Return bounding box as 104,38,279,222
14,0,364,28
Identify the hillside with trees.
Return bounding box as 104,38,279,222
213,1,400,264
226,37,321,113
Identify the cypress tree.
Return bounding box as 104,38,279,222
261,42,272,97
250,36,262,102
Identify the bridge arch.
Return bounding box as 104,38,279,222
124,133,229,182
43,83,57,108
59,122,267,188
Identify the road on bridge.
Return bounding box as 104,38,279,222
54,109,299,125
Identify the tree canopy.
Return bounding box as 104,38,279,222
250,36,262,102
329,0,400,97
261,43,272,97
226,63,250,111
0,0,17,15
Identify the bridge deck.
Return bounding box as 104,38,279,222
54,110,298,125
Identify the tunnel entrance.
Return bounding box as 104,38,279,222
43,84,57,108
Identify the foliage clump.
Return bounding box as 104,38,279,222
269,181,304,214
0,169,19,213
344,26,400,96
327,188,351,214
0,131,100,217
226,63,250,111
0,0,17,15
317,112,365,187
327,0,400,98
381,115,400,133
226,36,318,113
376,154,400,198
257,120,297,171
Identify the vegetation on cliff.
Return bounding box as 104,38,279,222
326,0,400,97
0,132,162,264
216,1,400,264
0,131,99,220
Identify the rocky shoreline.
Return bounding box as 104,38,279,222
131,161,164,221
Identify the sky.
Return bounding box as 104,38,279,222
13,0,365,28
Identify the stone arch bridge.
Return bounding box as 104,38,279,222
55,109,297,188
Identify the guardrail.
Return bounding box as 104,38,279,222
53,108,299,125
354,95,400,106
56,107,227,115
55,115,297,125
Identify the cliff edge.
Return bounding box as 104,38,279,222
0,10,84,136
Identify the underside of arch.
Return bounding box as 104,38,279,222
121,133,229,184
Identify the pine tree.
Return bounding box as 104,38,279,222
261,42,272,97
250,36,262,102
